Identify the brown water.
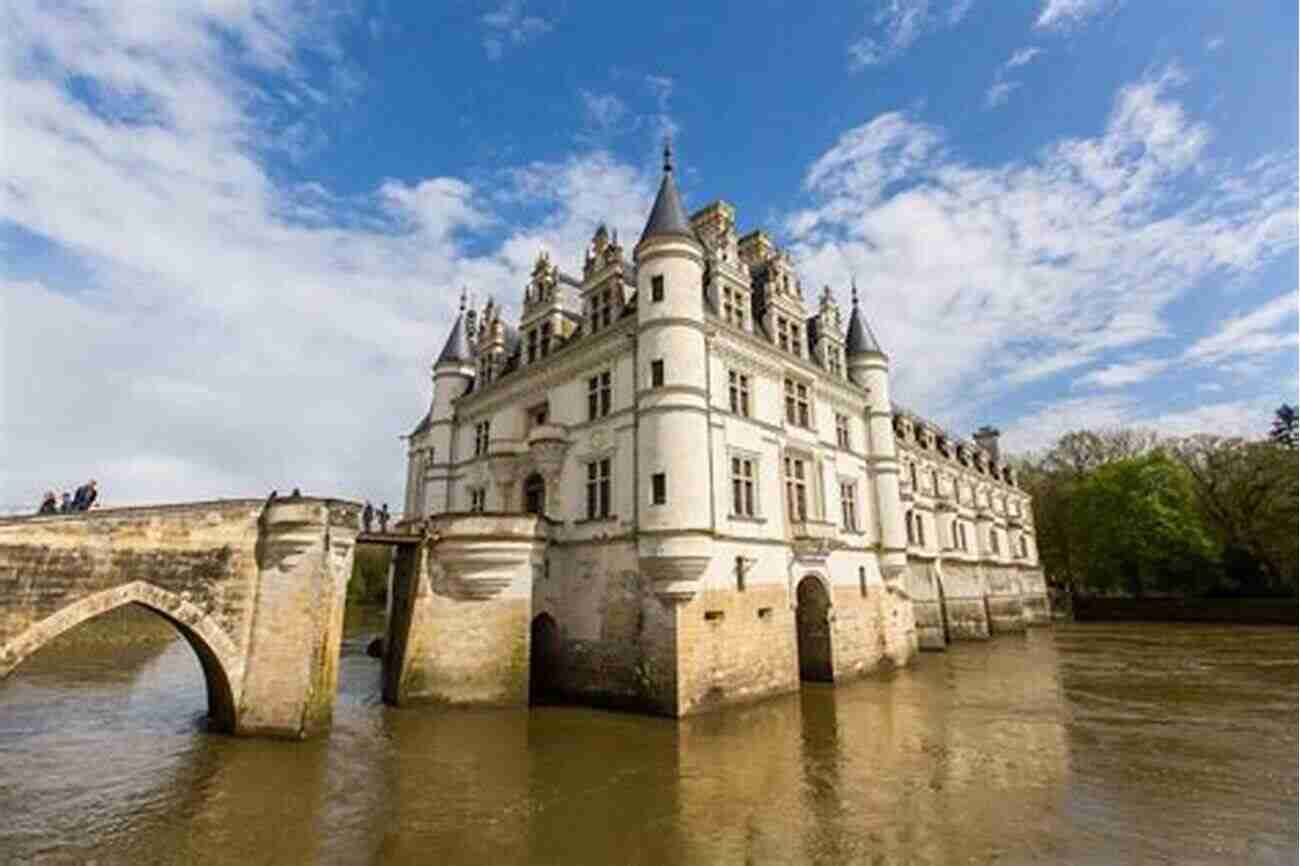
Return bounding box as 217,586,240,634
1,613,1295,866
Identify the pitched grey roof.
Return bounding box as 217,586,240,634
435,311,470,365
639,149,697,245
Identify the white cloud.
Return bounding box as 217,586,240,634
848,1,976,69
0,0,646,510
1206,35,1225,52
985,81,1022,108
1074,358,1171,388
481,1,552,61
785,66,1296,436
1000,393,1279,453
1183,292,1299,364
1006,47,1042,68
1035,0,1120,30
579,91,629,138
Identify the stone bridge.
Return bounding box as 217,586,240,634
0,499,547,739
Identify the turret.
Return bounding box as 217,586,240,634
846,281,908,580
633,140,713,601
405,291,476,518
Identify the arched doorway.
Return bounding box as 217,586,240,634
523,473,546,516
529,613,561,705
795,576,833,682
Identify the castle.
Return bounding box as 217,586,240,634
399,145,1050,716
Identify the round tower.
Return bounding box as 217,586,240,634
405,291,475,519
846,282,908,579
633,142,713,601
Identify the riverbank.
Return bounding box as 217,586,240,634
1072,595,1297,625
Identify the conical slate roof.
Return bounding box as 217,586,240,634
436,292,471,365
639,143,697,245
845,281,883,356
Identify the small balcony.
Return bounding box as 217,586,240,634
790,518,839,561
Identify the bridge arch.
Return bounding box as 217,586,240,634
0,581,241,732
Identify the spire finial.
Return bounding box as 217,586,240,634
662,134,673,173
459,287,467,312
851,276,859,307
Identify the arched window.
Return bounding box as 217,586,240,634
523,473,545,516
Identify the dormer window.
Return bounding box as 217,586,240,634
722,286,745,328
540,321,553,357
588,288,614,334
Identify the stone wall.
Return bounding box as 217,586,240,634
385,513,545,708
1019,568,1052,624
934,561,991,640
982,565,1027,634
676,585,799,714
905,558,946,650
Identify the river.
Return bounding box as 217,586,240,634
1,610,1295,865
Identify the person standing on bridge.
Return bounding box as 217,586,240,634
362,501,374,533
379,503,390,533
38,491,58,514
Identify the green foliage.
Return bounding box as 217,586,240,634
1070,454,1217,596
349,545,391,604
1270,403,1298,449
1023,413,1298,598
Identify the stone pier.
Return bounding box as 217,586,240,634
384,513,547,708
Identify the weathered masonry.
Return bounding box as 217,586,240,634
0,499,360,739
0,500,552,738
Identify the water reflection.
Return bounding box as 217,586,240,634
1,616,1295,866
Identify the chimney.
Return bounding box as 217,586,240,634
973,426,1001,462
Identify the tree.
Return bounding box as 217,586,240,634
1071,453,1218,596
1170,434,1299,595
1019,428,1161,592
1270,404,1298,449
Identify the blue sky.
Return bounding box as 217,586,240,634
2,0,1296,509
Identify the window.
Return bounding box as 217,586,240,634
651,275,665,303
839,480,859,532
1020,536,1028,558
859,566,867,597
589,289,614,333
651,472,667,505
916,513,926,547
906,509,916,544
777,317,790,352
722,286,745,327
728,370,751,416
586,458,612,519
991,530,1000,554
527,329,538,363
528,403,549,428
650,359,665,388
784,455,808,523
790,323,802,357
587,370,611,420
473,421,491,457
957,522,968,552
540,321,552,357
931,469,940,495
731,456,757,517
835,414,851,449
909,461,918,490
827,348,843,377
784,378,810,428
468,487,486,513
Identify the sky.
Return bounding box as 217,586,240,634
1,0,1296,511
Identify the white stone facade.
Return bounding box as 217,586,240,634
399,149,1046,712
